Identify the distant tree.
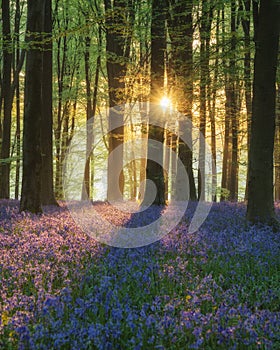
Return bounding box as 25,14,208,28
53,0,80,199
208,8,220,202
220,6,231,201
220,0,240,202
246,0,280,224
198,0,213,201
81,18,94,201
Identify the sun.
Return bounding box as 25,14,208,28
160,96,171,109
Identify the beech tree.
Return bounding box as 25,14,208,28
41,0,58,206
105,0,134,201
246,0,280,224
198,0,213,201
142,0,166,205
21,0,57,212
0,0,13,199
168,0,197,201
20,0,45,212
275,81,280,200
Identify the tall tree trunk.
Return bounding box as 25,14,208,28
0,0,13,199
170,132,177,200
14,0,21,200
90,26,102,199
137,0,150,201
163,127,170,201
82,34,93,200
221,7,230,201
139,116,148,201
20,0,46,213
142,0,166,206
274,84,280,201
54,1,68,199
228,0,239,202
246,0,280,224
15,73,21,200
54,33,66,199
241,0,252,201
208,9,220,202
198,2,212,201
53,2,78,200
81,22,102,201
41,0,58,206
168,0,196,201
105,0,132,201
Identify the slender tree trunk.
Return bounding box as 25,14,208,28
221,88,230,201
138,35,149,201
198,2,212,201
54,33,66,198
274,85,280,201
168,0,196,201
82,34,93,200
228,0,239,202
164,128,170,201
246,0,280,224
105,0,132,202
15,76,20,200
92,28,102,195
198,8,206,201
241,0,252,201
170,132,177,200
53,4,78,200
41,0,58,206
220,7,230,201
20,0,46,213
14,0,21,200
142,0,166,206
208,10,220,202
139,118,148,201
0,0,13,199
54,2,68,198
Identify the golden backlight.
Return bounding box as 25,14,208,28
160,96,171,109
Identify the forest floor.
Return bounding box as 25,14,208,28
0,200,279,349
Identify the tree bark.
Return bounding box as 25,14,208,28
220,7,230,201
0,0,13,199
228,0,239,202
105,0,132,201
198,1,212,201
82,33,93,200
208,9,220,202
168,0,196,201
142,0,166,206
40,0,58,206
20,0,46,213
14,0,21,200
246,0,280,224
241,0,252,201
274,85,280,201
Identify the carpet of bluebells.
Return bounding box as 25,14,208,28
0,200,279,349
